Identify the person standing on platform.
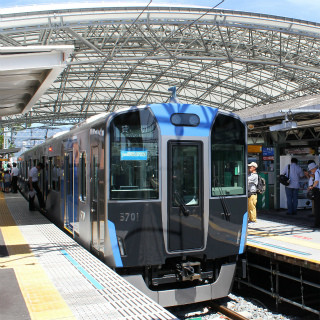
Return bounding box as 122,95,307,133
281,157,306,215
11,163,19,193
305,160,316,217
307,162,320,228
28,162,45,212
248,162,259,223
0,168,4,192
3,170,11,193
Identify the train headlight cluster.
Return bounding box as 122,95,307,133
170,113,200,127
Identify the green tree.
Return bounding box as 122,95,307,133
0,129,3,149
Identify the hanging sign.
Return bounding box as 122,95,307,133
262,147,274,160
248,145,262,153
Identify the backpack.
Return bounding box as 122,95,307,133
256,175,266,194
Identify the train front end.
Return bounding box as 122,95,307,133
107,103,247,306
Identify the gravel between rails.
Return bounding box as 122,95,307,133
168,293,315,319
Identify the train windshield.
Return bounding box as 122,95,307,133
109,109,159,200
211,114,246,196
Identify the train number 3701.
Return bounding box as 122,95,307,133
120,212,140,222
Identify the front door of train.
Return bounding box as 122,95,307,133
89,124,105,255
64,151,74,234
167,141,204,252
90,146,99,252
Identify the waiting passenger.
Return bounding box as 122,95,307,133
28,163,45,212
247,162,259,223
307,162,320,228
281,157,306,215
11,162,19,193
3,170,11,193
0,168,4,192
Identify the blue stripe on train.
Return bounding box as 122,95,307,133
239,212,248,254
108,220,123,267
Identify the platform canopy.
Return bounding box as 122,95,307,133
0,46,73,117
1,4,320,131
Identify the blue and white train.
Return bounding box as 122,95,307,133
18,100,248,306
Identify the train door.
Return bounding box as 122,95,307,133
64,151,74,234
90,125,105,255
42,156,48,202
167,141,204,252
39,156,45,199
90,146,99,251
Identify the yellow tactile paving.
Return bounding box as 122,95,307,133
0,192,75,320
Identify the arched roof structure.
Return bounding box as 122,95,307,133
1,4,320,130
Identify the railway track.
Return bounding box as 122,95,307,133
209,302,250,320
168,301,250,320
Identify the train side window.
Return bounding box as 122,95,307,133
25,161,28,181
109,108,159,200
49,158,53,190
211,114,246,196
80,152,87,201
52,156,61,192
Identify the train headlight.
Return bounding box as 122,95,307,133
171,114,182,125
189,114,199,126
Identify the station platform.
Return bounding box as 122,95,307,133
0,192,176,320
247,207,320,271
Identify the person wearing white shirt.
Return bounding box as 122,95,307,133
28,163,45,212
281,157,306,215
307,162,320,228
11,163,19,193
248,162,259,222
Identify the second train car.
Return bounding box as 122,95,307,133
18,101,248,306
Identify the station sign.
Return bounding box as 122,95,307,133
262,147,274,160
284,147,314,155
248,145,262,153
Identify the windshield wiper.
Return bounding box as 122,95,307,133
174,191,190,217
213,176,231,221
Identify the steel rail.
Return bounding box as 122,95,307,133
209,302,250,320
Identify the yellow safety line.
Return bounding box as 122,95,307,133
0,193,75,320
247,242,320,265
249,229,320,250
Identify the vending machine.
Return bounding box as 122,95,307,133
280,154,319,209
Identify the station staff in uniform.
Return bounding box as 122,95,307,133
28,162,45,212
248,162,259,223
307,162,320,228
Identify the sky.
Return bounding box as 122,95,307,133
0,0,320,24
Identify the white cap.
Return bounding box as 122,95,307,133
308,162,317,171
248,162,258,168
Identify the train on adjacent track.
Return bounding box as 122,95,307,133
18,99,248,307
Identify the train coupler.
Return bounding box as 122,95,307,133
177,261,202,281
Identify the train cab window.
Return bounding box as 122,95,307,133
211,114,246,196
110,109,159,200
80,152,87,201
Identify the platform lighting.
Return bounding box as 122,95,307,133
269,108,320,132
269,120,297,131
